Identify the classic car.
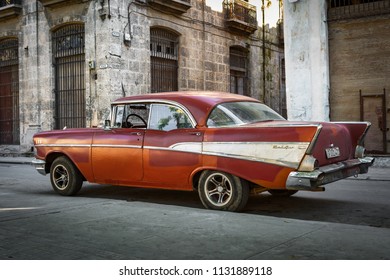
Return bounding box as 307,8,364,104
32,91,374,211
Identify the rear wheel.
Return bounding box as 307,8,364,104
267,189,298,197
198,171,249,212
50,156,83,196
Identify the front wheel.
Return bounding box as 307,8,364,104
50,156,83,196
198,171,249,212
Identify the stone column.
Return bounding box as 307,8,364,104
283,0,330,121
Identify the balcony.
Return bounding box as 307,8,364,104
148,0,191,15
0,0,22,20
39,0,83,8
224,0,258,35
328,0,390,21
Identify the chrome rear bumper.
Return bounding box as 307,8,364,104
286,157,375,191
32,158,46,176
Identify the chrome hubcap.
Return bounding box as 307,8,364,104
204,173,232,207
53,164,69,190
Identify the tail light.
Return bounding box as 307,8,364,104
298,155,319,172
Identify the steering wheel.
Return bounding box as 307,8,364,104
125,113,147,128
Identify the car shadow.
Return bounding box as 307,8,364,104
246,194,390,228
78,183,203,209
75,183,390,229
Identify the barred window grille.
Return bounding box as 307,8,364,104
328,0,390,20
150,28,179,93
0,38,19,145
229,47,248,96
52,24,86,129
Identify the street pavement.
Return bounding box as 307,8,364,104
0,156,389,260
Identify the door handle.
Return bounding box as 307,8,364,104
130,132,143,136
189,132,202,136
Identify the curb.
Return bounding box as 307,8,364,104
0,157,33,165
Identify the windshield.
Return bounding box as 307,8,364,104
207,101,285,127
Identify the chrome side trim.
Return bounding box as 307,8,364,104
358,122,371,146
143,145,202,154
169,142,202,154
305,124,322,155
35,144,142,149
203,141,309,168
144,146,172,152
146,141,310,168
34,144,91,148
36,140,313,169
91,144,141,149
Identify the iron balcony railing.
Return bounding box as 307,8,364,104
0,0,22,8
224,0,258,28
147,0,191,14
328,0,390,21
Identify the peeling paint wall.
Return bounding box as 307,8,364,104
0,0,284,155
283,0,330,121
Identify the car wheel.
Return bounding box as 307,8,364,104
50,156,83,196
198,171,249,212
267,189,298,197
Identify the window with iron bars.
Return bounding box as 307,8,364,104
328,0,390,20
230,47,248,96
150,28,179,93
0,38,19,145
52,24,86,129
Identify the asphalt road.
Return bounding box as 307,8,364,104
1,163,390,260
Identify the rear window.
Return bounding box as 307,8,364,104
207,101,285,128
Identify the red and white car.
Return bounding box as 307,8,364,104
32,91,374,211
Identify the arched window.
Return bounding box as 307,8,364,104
52,24,85,129
150,28,179,93
229,46,248,95
0,38,19,144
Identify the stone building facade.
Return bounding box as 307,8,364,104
0,0,284,155
283,0,389,154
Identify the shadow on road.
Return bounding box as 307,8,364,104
71,183,390,229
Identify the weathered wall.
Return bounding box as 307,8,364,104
328,15,390,153
0,0,284,155
283,0,330,121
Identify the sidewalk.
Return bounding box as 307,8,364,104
1,156,389,181
0,156,33,165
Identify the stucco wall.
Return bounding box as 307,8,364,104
283,0,330,122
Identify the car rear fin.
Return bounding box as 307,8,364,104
305,124,323,155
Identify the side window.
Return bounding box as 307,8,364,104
207,106,236,127
149,104,193,131
112,104,149,128
125,104,149,128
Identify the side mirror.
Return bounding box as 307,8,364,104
104,120,111,130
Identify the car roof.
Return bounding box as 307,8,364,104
113,91,261,127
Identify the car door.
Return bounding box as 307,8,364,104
142,103,203,190
91,128,144,185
